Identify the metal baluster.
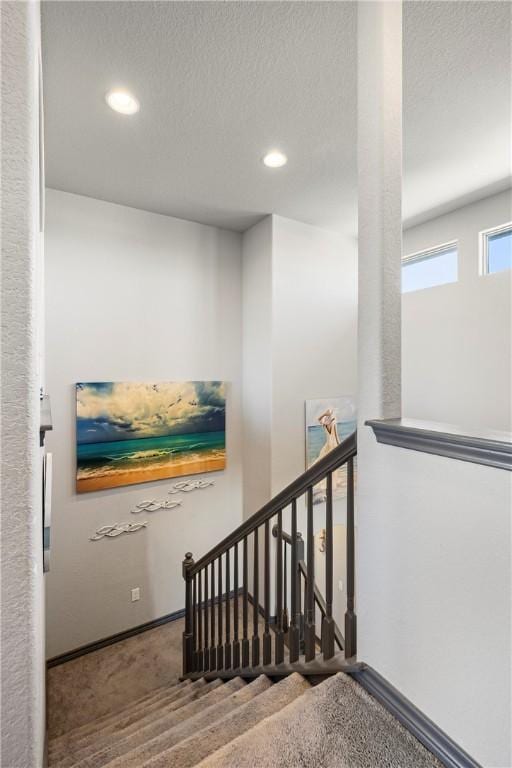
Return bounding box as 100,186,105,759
283,541,289,633
275,510,285,663
233,542,240,668
224,548,232,669
182,552,195,675
217,555,224,668
305,487,316,661
242,536,250,667
192,574,197,671
197,569,203,672
322,472,335,659
298,534,305,654
289,499,300,662
263,519,272,665
252,528,260,666
204,566,209,670
210,560,216,669
345,457,357,658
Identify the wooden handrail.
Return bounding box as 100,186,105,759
272,526,300,546
189,430,357,576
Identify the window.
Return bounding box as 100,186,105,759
480,223,512,275
402,242,458,293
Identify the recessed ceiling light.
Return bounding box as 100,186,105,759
105,89,140,115
263,151,287,168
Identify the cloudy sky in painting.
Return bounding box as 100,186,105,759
76,381,225,444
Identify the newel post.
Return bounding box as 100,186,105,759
182,552,195,675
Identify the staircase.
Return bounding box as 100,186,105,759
47,432,447,767
48,670,442,768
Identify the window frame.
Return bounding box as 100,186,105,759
401,240,458,293
479,222,512,276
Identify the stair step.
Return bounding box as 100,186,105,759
51,679,220,768
140,672,311,768
62,678,246,768
49,680,191,754
195,673,442,768
92,676,272,768
49,680,203,763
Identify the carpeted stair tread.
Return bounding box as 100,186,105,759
49,680,191,755
49,680,203,763
63,678,246,768
96,675,273,768
140,672,311,768
196,673,443,768
51,679,222,768
48,681,179,745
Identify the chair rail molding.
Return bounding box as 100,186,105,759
366,418,512,471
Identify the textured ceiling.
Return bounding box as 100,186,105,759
403,0,511,227
42,1,511,234
42,1,357,232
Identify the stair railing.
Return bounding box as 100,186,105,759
271,525,344,654
182,430,357,676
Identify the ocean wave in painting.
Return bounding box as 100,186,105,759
77,431,225,480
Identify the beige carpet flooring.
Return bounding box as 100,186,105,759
47,608,443,768
48,668,443,768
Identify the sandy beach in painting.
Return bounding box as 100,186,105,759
77,451,226,492
76,429,226,493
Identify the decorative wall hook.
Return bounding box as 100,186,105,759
168,478,215,494
90,521,148,540
131,499,182,514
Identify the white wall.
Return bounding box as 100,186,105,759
0,2,46,766
242,214,358,611
358,444,511,768
357,7,511,766
242,215,358,516
241,217,273,521
271,215,358,497
45,190,243,658
403,189,512,432
271,216,358,612
45,199,357,658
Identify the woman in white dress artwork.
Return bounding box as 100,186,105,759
307,396,356,504
312,408,340,502
316,409,340,459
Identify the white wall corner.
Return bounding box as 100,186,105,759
357,0,403,681
356,5,511,766
1,1,45,766
241,216,274,520
44,191,244,656
357,0,402,425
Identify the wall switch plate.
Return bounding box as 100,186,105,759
338,580,343,593
131,587,140,602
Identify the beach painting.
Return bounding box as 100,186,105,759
305,396,357,504
76,381,226,493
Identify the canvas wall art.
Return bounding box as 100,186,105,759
305,396,356,503
76,381,226,493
